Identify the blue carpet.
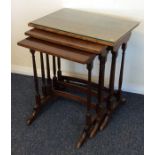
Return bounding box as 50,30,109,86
11,74,144,155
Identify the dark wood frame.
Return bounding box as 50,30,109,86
18,26,131,148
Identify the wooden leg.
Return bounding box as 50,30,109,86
117,43,127,103
100,46,127,131
46,54,52,93
86,62,93,126
97,55,106,110
52,56,57,89
57,57,62,80
76,62,93,149
56,57,65,90
53,56,57,81
40,52,47,96
99,50,118,130
107,50,118,110
27,49,41,125
89,54,107,138
109,50,117,97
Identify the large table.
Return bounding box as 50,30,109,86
18,8,139,148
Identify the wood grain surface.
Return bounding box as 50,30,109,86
28,8,139,46
25,29,106,54
17,37,95,64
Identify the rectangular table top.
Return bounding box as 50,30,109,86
29,8,139,46
17,37,95,64
25,29,106,54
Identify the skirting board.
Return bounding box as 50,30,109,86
11,65,144,94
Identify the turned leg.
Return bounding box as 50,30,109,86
57,57,62,80
53,56,57,81
27,49,41,125
40,52,47,96
117,43,127,103
56,57,65,90
108,50,118,110
52,56,57,88
109,50,117,97
46,54,52,93
98,50,118,130
86,62,93,128
76,62,93,148
90,54,107,137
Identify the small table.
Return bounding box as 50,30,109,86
18,8,139,148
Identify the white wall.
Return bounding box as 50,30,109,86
11,0,63,68
11,0,144,94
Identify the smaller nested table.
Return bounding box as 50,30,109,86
18,36,107,148
18,8,139,148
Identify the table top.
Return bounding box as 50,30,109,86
29,8,139,46
18,37,95,64
25,29,106,54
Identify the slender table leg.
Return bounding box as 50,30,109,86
56,57,66,90
40,53,47,96
109,50,117,97
117,43,127,103
52,56,57,89
27,49,41,125
57,57,62,80
97,55,106,109
53,56,57,81
99,49,118,130
89,54,107,138
100,46,127,130
76,62,93,148
46,54,52,93
86,62,93,127
108,50,118,110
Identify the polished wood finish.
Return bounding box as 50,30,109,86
54,90,96,110
46,54,51,80
86,63,93,112
76,62,93,148
18,37,95,64
117,43,127,100
46,54,52,93
97,54,106,110
109,50,118,97
114,32,131,51
17,8,139,149
40,53,46,95
89,53,107,138
62,75,89,84
52,56,57,81
56,80,97,97
25,29,105,54
29,8,139,46
30,50,40,97
27,50,41,125
60,76,109,97
57,57,62,80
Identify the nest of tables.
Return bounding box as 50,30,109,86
17,8,139,148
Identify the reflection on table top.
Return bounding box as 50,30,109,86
29,8,139,46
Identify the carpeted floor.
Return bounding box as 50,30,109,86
11,74,144,155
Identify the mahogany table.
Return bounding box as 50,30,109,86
18,8,139,148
